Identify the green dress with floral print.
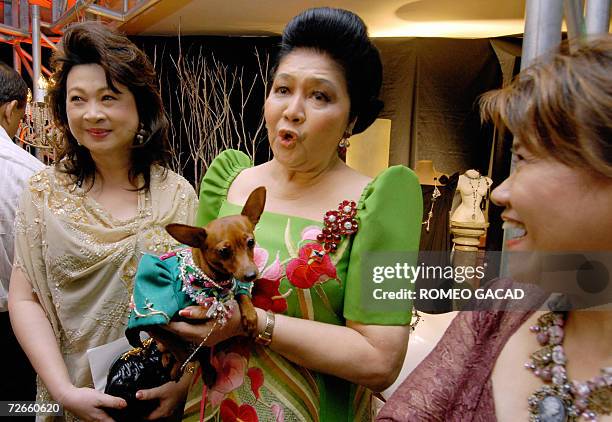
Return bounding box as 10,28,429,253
183,150,422,422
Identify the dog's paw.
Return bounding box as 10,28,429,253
241,305,259,337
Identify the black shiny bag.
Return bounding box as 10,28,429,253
104,338,173,422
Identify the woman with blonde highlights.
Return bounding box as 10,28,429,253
378,36,612,421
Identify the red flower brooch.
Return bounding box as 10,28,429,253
317,200,358,253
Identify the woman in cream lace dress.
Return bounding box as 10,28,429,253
8,22,197,421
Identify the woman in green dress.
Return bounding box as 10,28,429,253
164,8,423,421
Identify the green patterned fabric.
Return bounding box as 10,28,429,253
183,149,422,422
127,254,191,340
127,250,254,345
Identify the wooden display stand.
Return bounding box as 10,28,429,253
450,219,488,291
450,220,488,252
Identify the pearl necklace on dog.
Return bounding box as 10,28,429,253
175,247,256,373
175,248,238,325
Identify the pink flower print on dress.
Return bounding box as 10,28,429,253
208,352,247,407
252,250,290,312
301,225,322,242
271,403,285,422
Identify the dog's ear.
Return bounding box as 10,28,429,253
165,224,207,248
241,186,266,226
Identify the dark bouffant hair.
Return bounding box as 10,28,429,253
0,62,28,107
276,7,384,135
48,21,169,190
480,35,612,178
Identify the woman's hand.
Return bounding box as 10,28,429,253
136,375,191,420
58,385,126,422
161,300,246,346
9,269,127,420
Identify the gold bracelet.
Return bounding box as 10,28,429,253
255,310,275,346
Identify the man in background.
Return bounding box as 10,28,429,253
0,61,44,401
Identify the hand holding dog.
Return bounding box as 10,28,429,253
143,187,266,391
161,300,247,346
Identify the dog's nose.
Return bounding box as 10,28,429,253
243,271,258,282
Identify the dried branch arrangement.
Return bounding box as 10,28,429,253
155,43,270,191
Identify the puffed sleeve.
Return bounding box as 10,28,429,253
196,150,252,227
343,166,423,325
127,254,192,346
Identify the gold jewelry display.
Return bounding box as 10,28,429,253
18,86,63,152
422,177,441,232
255,310,275,346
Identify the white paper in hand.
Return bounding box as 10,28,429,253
87,336,132,392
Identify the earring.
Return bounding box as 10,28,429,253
337,130,352,159
134,123,147,146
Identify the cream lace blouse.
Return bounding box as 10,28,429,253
14,165,197,420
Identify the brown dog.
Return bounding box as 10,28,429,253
151,186,266,384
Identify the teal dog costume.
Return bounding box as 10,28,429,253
126,247,253,348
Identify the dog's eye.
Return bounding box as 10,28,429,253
246,238,255,249
218,247,232,259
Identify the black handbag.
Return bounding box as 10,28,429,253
104,338,173,422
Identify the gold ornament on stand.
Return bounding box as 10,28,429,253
17,76,63,162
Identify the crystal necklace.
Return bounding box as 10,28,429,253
525,311,612,421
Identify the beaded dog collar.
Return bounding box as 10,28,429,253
174,248,253,326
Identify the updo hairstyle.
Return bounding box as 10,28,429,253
276,7,384,135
